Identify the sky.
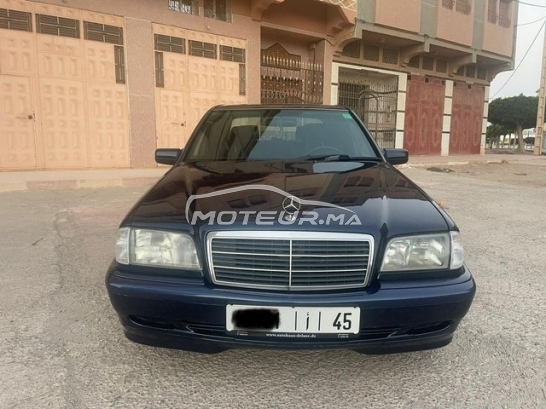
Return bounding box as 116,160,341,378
489,2,546,100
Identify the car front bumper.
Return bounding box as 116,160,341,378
106,264,476,354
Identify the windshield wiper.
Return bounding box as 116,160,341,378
297,154,381,162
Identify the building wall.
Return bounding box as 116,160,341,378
0,0,519,170
375,0,421,34
483,19,514,57
1,0,346,170
30,0,262,168
483,0,516,57
31,0,263,101
436,2,474,47
261,0,329,33
0,0,264,169
355,0,517,59
336,0,517,156
0,0,134,169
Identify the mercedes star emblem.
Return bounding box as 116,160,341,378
282,196,301,216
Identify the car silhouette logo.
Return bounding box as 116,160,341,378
184,184,356,225
282,196,301,215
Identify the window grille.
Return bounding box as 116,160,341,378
155,51,165,88
189,40,217,59
155,34,185,54
114,46,126,84
0,8,32,32
422,56,434,71
220,45,245,62
442,0,455,9
499,0,512,28
342,41,361,58
239,64,246,96
363,45,380,62
456,0,471,15
36,14,80,38
488,0,498,23
204,0,232,22
382,49,398,65
84,21,123,45
168,0,198,15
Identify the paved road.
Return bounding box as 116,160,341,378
1,167,545,409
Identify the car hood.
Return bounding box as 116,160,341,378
126,162,453,240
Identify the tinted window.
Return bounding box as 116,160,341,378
185,109,379,162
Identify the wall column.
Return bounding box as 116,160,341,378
316,39,334,105
330,62,339,105
395,75,407,149
247,25,262,104
441,80,454,156
481,86,490,154
126,17,157,168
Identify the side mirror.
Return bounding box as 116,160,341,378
155,148,182,165
383,149,409,166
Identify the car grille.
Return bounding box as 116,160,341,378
207,231,374,290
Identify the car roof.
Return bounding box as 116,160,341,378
211,104,349,111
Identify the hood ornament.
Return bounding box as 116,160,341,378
282,196,301,221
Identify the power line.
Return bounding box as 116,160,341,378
518,16,546,26
517,1,546,7
490,20,546,99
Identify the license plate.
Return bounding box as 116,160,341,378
226,305,360,337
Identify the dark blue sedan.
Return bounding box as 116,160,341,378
106,105,475,354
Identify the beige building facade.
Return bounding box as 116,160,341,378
0,0,516,170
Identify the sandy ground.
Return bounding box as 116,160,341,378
422,160,546,188
0,162,545,409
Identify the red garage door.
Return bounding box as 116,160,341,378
404,76,444,155
449,83,485,154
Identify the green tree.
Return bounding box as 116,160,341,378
486,123,511,148
488,94,538,153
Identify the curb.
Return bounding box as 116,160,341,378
400,158,535,169
0,177,160,193
0,157,542,193
407,160,501,168
404,161,471,168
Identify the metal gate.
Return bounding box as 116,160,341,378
404,75,445,155
0,1,130,170
153,24,247,151
261,43,323,104
449,83,484,154
337,67,398,148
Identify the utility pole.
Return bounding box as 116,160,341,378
535,25,546,156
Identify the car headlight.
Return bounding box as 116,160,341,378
115,228,201,270
380,232,464,272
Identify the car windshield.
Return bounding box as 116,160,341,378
184,108,380,162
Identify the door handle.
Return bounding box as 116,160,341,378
16,113,34,120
